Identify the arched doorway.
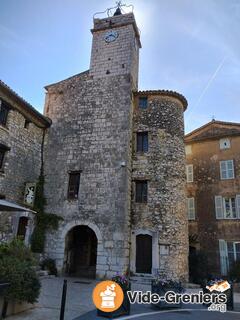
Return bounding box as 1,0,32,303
17,216,29,240
65,225,97,278
136,234,152,273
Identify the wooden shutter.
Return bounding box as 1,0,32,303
68,172,80,199
186,165,193,182
236,195,240,219
187,198,195,220
219,239,228,275
227,160,234,179
215,196,223,219
220,161,227,179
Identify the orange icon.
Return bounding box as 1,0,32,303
92,280,124,312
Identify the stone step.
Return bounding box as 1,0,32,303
130,275,154,285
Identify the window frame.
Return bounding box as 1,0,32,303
219,138,230,150
138,97,148,109
135,180,148,203
136,132,148,153
0,143,10,170
220,160,234,180
0,100,10,127
215,195,240,219
67,171,81,200
223,197,237,219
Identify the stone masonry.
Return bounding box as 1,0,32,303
43,10,189,281
0,8,189,282
131,93,188,281
0,81,50,242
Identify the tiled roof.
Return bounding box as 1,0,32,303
0,80,51,127
135,90,188,110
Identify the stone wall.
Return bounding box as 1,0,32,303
90,13,140,90
43,71,134,278
131,93,189,281
187,132,240,275
0,90,45,241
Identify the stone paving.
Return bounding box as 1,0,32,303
6,277,240,320
7,277,98,320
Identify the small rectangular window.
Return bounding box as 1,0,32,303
0,100,10,126
68,171,80,199
24,120,30,129
187,197,195,220
135,181,148,203
186,164,193,182
0,143,10,170
138,97,148,109
220,160,234,180
137,132,148,152
0,150,5,169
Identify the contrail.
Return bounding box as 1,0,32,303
186,56,227,120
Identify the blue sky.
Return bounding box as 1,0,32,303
1,0,240,133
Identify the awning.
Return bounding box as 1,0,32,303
0,199,36,213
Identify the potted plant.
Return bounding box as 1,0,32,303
0,239,41,317
97,274,131,318
151,277,184,309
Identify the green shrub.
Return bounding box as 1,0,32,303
41,258,57,276
0,239,41,303
229,260,240,282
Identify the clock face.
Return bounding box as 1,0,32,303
104,30,118,43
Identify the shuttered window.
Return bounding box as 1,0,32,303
215,195,240,219
219,239,240,275
135,181,148,203
220,160,234,179
187,197,195,220
219,239,228,275
186,164,193,182
0,100,10,126
137,132,148,152
138,97,148,109
68,172,80,199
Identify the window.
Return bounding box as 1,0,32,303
138,97,148,109
135,181,148,203
0,143,10,170
215,195,240,219
0,100,10,126
185,145,192,155
187,197,195,220
24,120,30,129
137,132,148,152
219,239,240,275
186,164,193,182
220,160,234,180
68,171,80,199
219,138,230,150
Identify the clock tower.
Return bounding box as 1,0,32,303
89,10,141,90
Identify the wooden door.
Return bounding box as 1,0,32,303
136,234,152,273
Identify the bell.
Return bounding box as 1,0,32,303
113,7,122,16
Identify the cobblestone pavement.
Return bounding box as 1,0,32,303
6,278,240,320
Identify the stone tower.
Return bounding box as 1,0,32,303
43,9,141,278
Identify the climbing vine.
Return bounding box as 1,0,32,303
31,172,63,253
